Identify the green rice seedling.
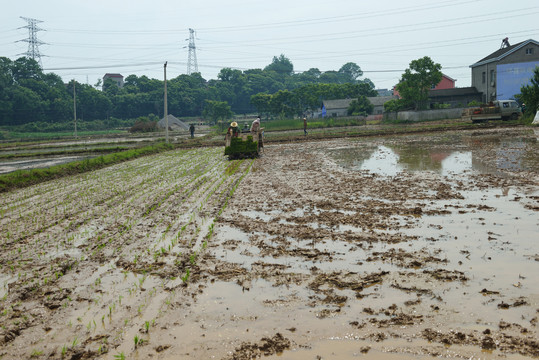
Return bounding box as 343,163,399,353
72,336,78,348
207,223,214,239
113,352,125,360
144,320,150,333
134,334,143,348
30,349,43,357
181,269,190,283
61,345,67,358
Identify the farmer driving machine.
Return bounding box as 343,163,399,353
224,121,264,160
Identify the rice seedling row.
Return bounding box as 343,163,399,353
0,146,254,359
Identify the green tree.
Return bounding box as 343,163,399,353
250,93,272,117
202,100,233,127
264,54,294,76
0,58,14,124
77,84,113,121
396,56,442,110
339,62,363,83
347,96,373,116
318,71,343,84
383,98,414,113
269,90,296,119
516,66,539,115
9,86,47,124
11,57,42,83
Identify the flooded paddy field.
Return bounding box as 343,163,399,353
0,127,537,359
0,129,209,175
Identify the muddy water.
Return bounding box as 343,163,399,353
0,127,537,360
196,128,538,359
0,156,93,174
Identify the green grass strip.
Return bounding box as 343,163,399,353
0,142,174,193
0,146,130,159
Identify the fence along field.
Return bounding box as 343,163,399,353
0,146,253,359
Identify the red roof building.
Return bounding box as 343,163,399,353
103,73,124,88
393,73,456,97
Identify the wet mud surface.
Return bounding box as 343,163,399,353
0,127,538,359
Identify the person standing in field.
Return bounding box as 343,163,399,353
250,116,261,134
303,117,308,135
189,123,195,138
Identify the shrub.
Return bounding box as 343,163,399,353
129,120,157,133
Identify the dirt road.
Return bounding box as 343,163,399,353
0,127,537,359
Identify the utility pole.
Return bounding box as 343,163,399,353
73,81,77,138
187,28,198,75
164,62,168,143
18,17,45,67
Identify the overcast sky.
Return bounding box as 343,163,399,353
2,0,538,90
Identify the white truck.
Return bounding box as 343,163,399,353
462,100,522,123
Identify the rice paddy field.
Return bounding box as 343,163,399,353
0,126,537,359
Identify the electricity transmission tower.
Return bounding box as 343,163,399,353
18,16,46,67
187,28,198,75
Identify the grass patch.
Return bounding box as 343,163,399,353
0,146,130,159
0,142,175,192
3,129,125,141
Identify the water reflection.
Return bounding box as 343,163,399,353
0,156,93,175
331,145,472,176
359,146,402,176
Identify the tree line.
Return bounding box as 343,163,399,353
0,55,376,128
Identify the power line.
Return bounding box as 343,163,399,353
196,0,485,32
198,7,538,49
39,0,484,36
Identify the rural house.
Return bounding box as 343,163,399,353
103,73,124,88
393,73,456,97
470,38,539,102
428,87,482,108
432,74,456,90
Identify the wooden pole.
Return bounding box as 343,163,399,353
164,62,168,143
73,80,77,138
